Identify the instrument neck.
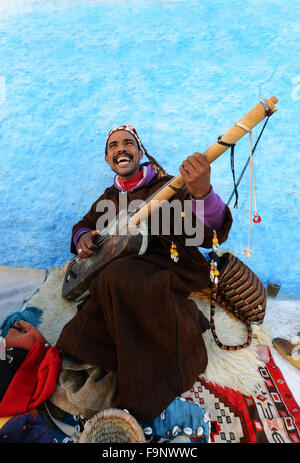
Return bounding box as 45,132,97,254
130,96,278,227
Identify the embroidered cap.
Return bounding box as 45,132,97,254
105,124,142,155
104,124,168,178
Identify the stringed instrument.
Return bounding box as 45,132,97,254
62,96,278,301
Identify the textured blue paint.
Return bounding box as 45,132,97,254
0,0,299,296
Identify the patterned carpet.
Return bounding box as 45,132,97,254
181,347,300,443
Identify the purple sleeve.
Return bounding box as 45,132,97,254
73,227,91,247
191,185,226,230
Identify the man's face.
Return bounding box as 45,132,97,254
105,130,143,178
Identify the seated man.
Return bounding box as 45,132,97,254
56,124,232,423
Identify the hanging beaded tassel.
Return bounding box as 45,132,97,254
170,242,179,263
212,230,219,251
210,260,219,285
210,230,220,284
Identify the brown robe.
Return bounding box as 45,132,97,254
56,174,233,422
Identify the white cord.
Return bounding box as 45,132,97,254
234,120,259,258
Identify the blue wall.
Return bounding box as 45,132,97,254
0,0,299,296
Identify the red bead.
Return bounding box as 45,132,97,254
253,215,261,223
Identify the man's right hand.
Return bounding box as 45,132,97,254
76,230,100,259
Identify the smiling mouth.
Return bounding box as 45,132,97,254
114,154,133,165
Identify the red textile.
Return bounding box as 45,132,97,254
0,343,61,417
117,169,144,191
182,347,300,443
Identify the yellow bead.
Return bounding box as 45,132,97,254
212,238,218,244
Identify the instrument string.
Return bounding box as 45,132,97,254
92,176,177,249
226,116,270,206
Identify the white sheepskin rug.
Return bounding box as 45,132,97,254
27,262,272,396
28,263,78,346
190,297,272,394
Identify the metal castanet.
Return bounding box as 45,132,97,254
62,97,278,301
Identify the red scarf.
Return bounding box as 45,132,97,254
117,169,144,191
0,343,61,417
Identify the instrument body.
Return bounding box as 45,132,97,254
62,226,147,301
62,210,148,301
62,97,278,301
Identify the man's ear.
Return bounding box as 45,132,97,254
139,149,143,160
105,154,110,165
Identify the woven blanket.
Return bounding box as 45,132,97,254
180,346,300,443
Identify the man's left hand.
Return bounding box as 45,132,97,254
5,320,48,351
179,152,211,199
